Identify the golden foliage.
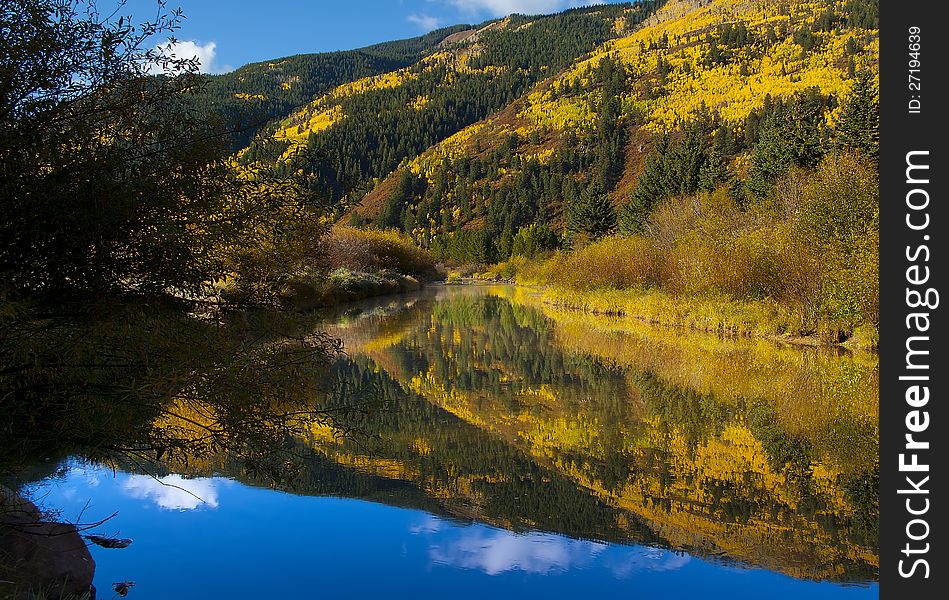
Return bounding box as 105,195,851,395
532,0,878,134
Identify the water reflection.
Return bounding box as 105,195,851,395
13,284,879,596
25,463,876,599
417,527,694,578
122,474,223,511
317,285,879,583
425,528,608,575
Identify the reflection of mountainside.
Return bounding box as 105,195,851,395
317,286,878,582
155,286,877,583
154,362,655,546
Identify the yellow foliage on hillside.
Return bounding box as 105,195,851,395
408,123,486,181
527,0,878,134
645,33,875,131
273,103,344,161
410,95,431,110
332,68,419,99
267,66,423,159
520,147,556,165
518,90,595,133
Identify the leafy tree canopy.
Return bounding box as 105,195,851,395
0,0,316,301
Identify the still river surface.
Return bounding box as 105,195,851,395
23,285,879,598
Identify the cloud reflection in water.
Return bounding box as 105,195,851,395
429,529,605,575
122,474,224,511
414,518,690,578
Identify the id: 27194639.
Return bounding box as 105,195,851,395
908,26,921,114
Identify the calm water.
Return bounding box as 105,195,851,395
22,285,879,598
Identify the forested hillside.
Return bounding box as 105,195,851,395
351,0,878,256
236,2,665,206
194,24,476,145
325,0,877,344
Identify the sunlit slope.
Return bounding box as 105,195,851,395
356,0,878,239
195,24,477,145
237,3,661,206
552,0,877,132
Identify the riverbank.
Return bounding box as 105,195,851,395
449,274,878,350
221,227,444,310
538,285,878,350
277,268,429,311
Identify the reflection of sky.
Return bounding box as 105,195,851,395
413,516,690,578
122,474,222,511
428,529,607,575
23,463,879,600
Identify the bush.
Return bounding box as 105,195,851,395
790,153,879,333
531,236,661,291
794,153,878,250
323,227,436,278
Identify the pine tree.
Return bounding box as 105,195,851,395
746,88,828,198
699,146,728,193
376,171,417,229
837,70,879,159
566,184,617,242
620,137,670,233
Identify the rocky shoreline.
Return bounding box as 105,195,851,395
1,486,95,600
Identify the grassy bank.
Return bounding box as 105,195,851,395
476,267,877,349
225,227,441,309
541,286,879,349
475,154,879,349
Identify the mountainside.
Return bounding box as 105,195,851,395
346,0,878,261
235,2,664,205
194,23,478,145
214,0,878,267
215,0,879,343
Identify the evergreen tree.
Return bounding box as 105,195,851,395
566,184,617,242
620,137,671,233
511,224,560,258
699,146,728,193
377,171,418,229
619,124,711,233
836,70,879,159
746,88,829,198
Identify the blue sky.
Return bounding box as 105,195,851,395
130,0,634,73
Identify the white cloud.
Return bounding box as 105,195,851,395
410,515,447,534
122,474,222,511
148,40,229,75
447,0,605,16
407,13,443,30
604,546,692,579
427,529,606,575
